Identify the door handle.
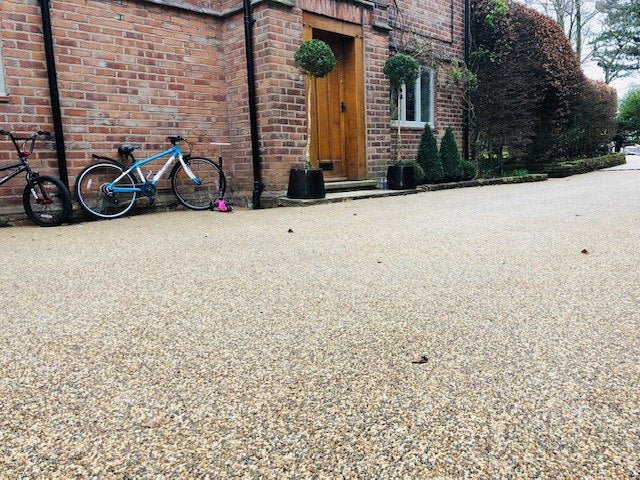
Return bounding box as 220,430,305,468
340,101,346,113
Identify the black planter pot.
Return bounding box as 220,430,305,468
287,168,326,199
387,164,417,190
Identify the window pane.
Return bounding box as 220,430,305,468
420,69,432,124
390,90,399,121
405,80,416,122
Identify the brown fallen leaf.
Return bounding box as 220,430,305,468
581,249,589,254
412,355,429,364
144,416,171,429
288,228,294,233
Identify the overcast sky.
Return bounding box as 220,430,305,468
583,62,639,100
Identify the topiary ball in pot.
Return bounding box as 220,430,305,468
384,53,419,169
383,53,420,93
294,40,337,78
288,39,337,199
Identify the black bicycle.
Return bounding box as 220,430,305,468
0,129,72,227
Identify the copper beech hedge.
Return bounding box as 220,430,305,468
471,0,617,163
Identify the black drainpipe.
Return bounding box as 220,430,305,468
243,0,264,208
38,0,69,188
463,0,471,162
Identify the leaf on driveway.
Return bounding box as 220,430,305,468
143,416,171,429
412,355,429,364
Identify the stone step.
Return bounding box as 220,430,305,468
324,179,379,192
278,188,419,207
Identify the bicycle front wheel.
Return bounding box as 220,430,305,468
23,175,71,227
172,157,226,210
76,162,138,219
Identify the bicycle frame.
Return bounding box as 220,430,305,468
0,161,28,187
108,144,200,193
0,131,40,186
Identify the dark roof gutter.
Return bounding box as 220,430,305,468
244,0,264,208
38,0,69,188
463,0,471,161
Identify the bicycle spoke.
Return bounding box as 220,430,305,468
76,163,137,219
172,157,225,210
26,178,67,225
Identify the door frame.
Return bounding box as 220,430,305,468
302,12,367,181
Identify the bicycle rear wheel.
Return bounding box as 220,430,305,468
171,157,226,210
22,175,71,227
76,162,138,219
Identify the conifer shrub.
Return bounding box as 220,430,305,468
409,162,425,184
440,127,463,181
460,160,477,180
417,126,443,183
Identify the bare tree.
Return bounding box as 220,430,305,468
520,0,598,63
591,0,640,82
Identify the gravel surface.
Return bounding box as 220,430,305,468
1,157,639,478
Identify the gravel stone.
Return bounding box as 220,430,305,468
0,157,639,477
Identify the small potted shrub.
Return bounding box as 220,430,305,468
287,39,337,199
384,53,420,189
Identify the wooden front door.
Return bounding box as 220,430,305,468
303,13,367,182
311,32,349,181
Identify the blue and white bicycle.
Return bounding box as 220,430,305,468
75,135,226,219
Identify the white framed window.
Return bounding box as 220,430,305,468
391,67,434,128
0,38,6,97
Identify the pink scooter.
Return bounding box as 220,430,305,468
209,142,233,212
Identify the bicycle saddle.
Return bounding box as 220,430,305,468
118,145,140,156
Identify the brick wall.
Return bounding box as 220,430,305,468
52,0,228,187
0,0,466,220
386,0,466,163
220,8,252,197
0,1,55,209
364,20,394,179
251,4,305,198
1,0,230,211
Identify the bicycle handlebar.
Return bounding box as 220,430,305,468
167,135,185,145
0,130,53,140
1,129,55,159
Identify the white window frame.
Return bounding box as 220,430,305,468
391,66,435,128
0,38,6,97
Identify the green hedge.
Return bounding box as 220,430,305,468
521,153,626,178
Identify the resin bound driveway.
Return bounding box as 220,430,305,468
1,157,639,477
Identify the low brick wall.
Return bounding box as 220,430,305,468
422,174,548,191
521,154,626,178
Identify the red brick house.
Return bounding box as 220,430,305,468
0,0,466,216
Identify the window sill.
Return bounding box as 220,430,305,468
391,121,433,130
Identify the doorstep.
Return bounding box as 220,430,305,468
278,188,419,207
324,179,379,192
